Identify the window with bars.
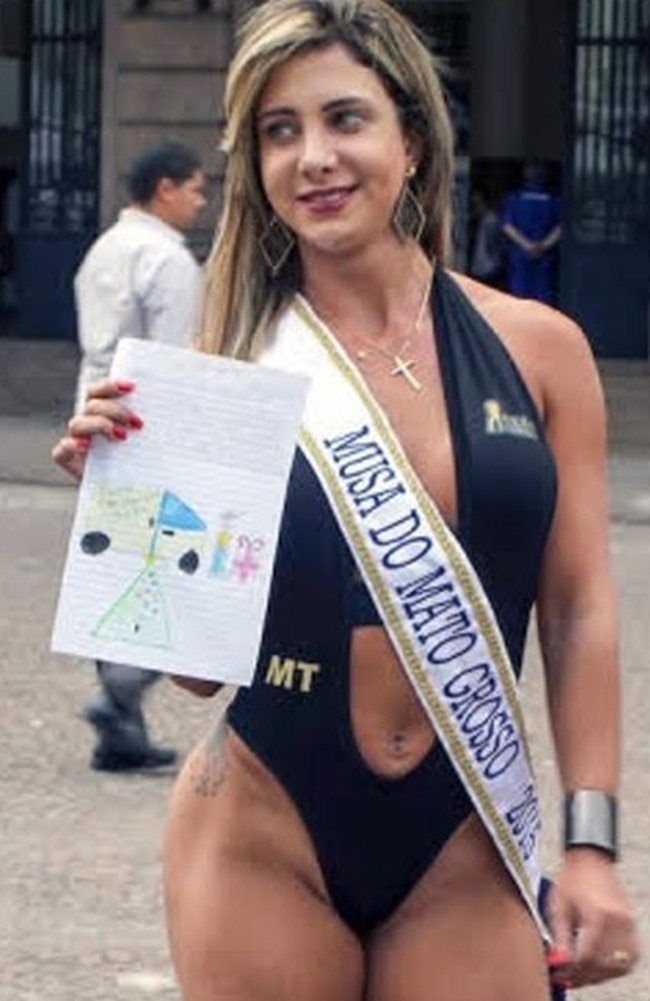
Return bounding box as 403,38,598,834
23,0,102,235
571,0,650,244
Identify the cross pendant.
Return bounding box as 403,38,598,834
391,353,421,391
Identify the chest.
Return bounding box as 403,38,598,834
350,316,553,557
353,338,457,527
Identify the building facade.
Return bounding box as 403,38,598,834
0,0,648,357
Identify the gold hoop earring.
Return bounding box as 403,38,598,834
392,168,426,244
259,214,295,276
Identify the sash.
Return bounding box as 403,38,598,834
261,293,548,939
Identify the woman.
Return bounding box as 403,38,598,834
53,1,638,999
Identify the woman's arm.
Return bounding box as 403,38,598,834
170,676,223,698
536,318,618,796
534,314,639,987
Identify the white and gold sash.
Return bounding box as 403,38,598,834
261,294,548,938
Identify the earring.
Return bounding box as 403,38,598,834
259,214,295,276
392,167,426,244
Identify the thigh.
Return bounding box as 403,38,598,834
365,819,549,1001
164,743,365,1001
366,896,549,1001
166,855,365,1001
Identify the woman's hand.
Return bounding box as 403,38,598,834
51,379,144,481
548,847,640,989
170,675,223,698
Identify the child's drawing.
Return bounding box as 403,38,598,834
79,487,207,649
78,487,268,651
209,512,265,583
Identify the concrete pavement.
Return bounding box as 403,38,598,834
0,338,649,1000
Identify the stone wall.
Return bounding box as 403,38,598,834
100,0,253,257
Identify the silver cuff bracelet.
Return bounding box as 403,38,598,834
564,789,618,860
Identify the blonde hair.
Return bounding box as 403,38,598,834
199,0,455,358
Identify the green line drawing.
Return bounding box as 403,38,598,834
92,565,171,648
80,487,208,652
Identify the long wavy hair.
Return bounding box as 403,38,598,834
198,0,455,359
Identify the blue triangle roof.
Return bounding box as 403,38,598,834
158,491,206,532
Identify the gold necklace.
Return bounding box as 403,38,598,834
353,269,433,392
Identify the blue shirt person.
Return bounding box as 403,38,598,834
501,163,561,304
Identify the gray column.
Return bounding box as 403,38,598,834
469,0,529,159
525,0,571,161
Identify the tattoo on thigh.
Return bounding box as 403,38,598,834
191,715,228,797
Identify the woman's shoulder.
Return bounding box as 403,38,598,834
449,271,595,370
448,271,602,415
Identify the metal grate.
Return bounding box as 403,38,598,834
23,0,102,234
571,0,650,244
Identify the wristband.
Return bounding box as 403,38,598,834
564,789,618,860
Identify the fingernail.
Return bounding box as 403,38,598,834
128,413,144,429
547,946,571,967
116,380,135,392
76,437,91,451
112,426,128,440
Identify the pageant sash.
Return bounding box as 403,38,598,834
261,294,548,939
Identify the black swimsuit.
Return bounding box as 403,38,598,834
228,270,557,936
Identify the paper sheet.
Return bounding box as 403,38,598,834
51,338,310,685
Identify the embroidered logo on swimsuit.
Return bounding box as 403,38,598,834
483,399,538,439
265,654,322,693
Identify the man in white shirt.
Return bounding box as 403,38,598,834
75,141,205,408
75,140,206,771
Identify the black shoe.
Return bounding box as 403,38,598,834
91,742,178,772
83,696,177,772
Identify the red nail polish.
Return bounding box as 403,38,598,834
129,414,144,429
76,437,91,451
116,380,135,392
112,426,128,440
547,946,571,967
